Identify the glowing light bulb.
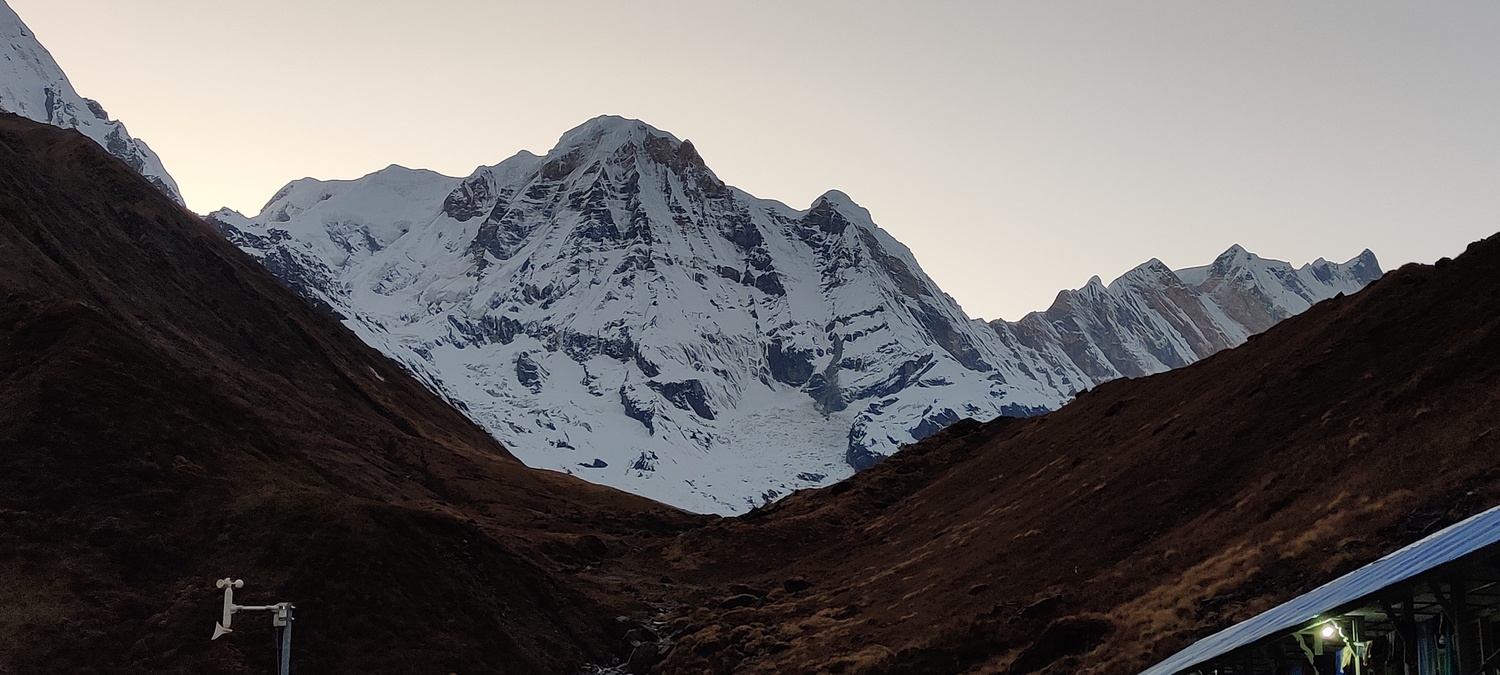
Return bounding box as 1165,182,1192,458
1321,624,1337,639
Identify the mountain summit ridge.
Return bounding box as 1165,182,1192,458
0,1,182,204
210,116,1380,513
991,243,1381,384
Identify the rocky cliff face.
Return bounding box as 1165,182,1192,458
210,116,1380,513
0,1,182,204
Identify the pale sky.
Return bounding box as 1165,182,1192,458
11,1,1499,321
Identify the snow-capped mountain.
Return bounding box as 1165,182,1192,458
992,246,1381,384
209,116,1380,514
0,1,181,204
208,117,1083,513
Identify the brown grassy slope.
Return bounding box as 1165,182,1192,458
0,113,704,674
649,234,1500,675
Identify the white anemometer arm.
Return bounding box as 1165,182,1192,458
212,578,244,640
211,578,296,675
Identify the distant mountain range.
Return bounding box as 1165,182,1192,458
208,116,1380,513
992,244,1379,385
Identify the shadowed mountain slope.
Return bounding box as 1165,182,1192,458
0,113,700,674
643,234,1500,674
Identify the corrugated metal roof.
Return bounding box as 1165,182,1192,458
1140,502,1500,675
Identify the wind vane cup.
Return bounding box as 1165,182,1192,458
213,578,295,675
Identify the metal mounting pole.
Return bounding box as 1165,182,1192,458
275,603,294,675
210,579,294,675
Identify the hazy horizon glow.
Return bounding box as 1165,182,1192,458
11,0,1499,320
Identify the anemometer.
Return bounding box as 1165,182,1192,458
212,578,295,675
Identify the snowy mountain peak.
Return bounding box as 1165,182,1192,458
1342,249,1381,277
556,114,668,146
1214,243,1255,263
544,114,714,180
1109,258,1179,292
0,1,182,204
210,115,1087,513
811,189,876,223
210,116,1384,514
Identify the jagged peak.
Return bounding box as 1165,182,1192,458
1039,274,1109,316
1206,244,1290,280
1109,257,1181,292
207,206,247,221
550,115,678,158
1078,275,1108,298
1305,249,1380,271
1123,257,1172,276
539,115,720,186
810,189,875,224
1334,248,1383,283
1215,243,1255,262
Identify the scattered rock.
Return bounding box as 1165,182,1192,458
831,603,861,620
783,578,811,594
729,583,766,597
1019,594,1061,619
624,626,660,646
611,615,647,638
719,594,761,610
576,534,608,557
626,642,665,673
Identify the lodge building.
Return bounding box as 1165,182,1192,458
1142,504,1500,675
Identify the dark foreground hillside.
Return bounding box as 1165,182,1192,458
3,109,1499,675
0,114,701,674
645,232,1500,673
